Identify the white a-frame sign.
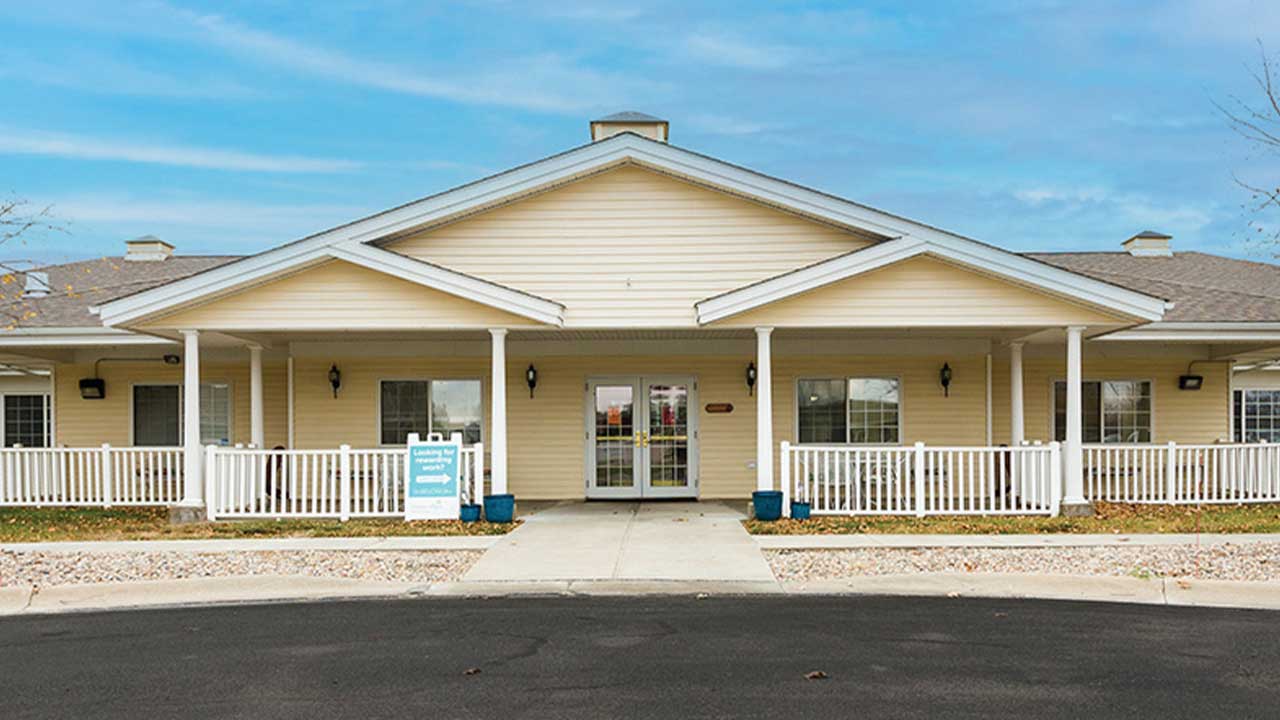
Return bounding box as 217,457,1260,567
404,432,461,520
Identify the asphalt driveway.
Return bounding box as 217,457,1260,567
3,595,1277,719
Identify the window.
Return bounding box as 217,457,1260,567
1234,389,1280,442
200,383,232,445
797,378,900,445
3,394,50,447
379,379,483,445
132,383,232,447
431,380,483,445
1053,380,1151,443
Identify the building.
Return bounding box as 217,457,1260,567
4,112,1280,517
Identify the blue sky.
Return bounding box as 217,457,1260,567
3,0,1280,264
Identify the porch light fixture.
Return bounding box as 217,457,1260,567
328,364,341,398
162,354,181,365
1178,375,1204,391
939,363,953,397
78,378,106,400
526,364,538,398
746,362,757,395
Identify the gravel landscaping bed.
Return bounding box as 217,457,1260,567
767,543,1280,583
0,550,482,587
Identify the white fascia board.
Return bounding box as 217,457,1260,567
695,238,1168,325
98,247,334,326
1098,325,1280,342
329,245,564,326
696,237,923,323
0,327,176,347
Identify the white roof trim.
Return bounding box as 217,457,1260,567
695,237,1169,324
0,328,176,347
330,244,565,326
98,245,564,327
96,131,1165,328
1098,322,1280,342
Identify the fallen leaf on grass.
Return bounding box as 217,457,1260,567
805,671,828,680
463,667,482,676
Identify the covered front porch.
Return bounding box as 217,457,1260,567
1,321,1264,519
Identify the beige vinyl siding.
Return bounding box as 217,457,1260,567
720,256,1129,328
53,361,288,448
140,260,542,331
388,165,873,327
292,354,757,499
990,356,1231,444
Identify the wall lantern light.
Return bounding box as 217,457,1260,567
162,354,181,365
526,364,538,398
746,362,757,395
1178,375,1204,391
328,364,341,398
939,363,953,397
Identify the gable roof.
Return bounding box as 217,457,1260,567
1028,251,1280,322
6,255,239,328
697,237,1170,324
97,131,1173,329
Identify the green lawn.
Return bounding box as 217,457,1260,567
0,506,515,543
745,502,1280,535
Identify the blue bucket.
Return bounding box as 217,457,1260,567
459,503,481,523
484,494,515,523
752,490,783,521
790,501,811,521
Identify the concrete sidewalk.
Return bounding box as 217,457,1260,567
3,572,1279,616
755,533,1280,549
0,536,500,554
462,501,776,583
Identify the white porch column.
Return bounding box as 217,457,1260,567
1009,342,1025,447
755,327,774,492
249,344,264,449
1062,326,1090,514
489,328,508,496
180,329,203,505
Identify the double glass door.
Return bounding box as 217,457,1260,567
587,376,697,499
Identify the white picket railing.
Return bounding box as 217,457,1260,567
780,441,1061,517
1085,442,1280,504
0,445,183,507
206,441,484,520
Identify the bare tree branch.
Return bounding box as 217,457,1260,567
1219,40,1280,251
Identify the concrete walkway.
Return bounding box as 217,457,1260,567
0,536,499,554
756,533,1280,549
462,501,776,584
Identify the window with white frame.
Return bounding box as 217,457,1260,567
797,377,900,444
379,379,482,445
1053,380,1151,443
3,394,50,447
1234,389,1280,442
132,383,232,447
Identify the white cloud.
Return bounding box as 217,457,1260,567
0,128,359,173
183,9,660,113
684,113,781,137
683,33,798,71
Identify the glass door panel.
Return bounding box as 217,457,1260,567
590,383,639,496
646,383,689,491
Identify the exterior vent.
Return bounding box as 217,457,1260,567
1122,230,1172,257
590,111,669,143
125,235,175,262
22,271,50,298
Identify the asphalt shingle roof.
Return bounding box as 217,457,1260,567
1026,251,1280,322
8,255,240,327
7,247,1280,329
